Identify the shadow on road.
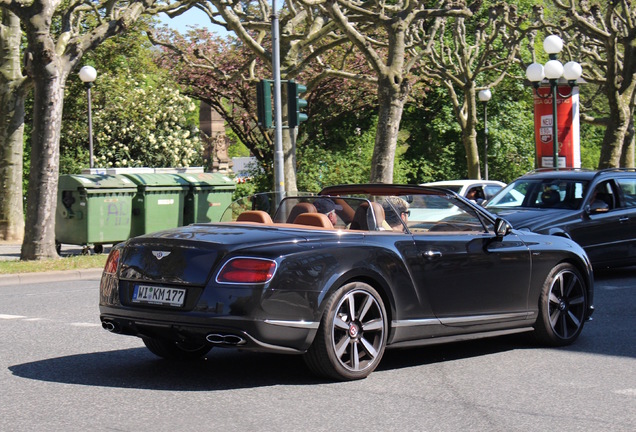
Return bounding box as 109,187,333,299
8,268,634,389
8,334,529,390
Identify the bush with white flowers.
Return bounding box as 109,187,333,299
76,73,203,168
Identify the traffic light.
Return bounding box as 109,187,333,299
287,80,308,128
256,79,273,129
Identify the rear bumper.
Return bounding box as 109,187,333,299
100,309,318,354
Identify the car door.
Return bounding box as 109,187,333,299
568,179,633,265
408,197,532,327
616,177,636,261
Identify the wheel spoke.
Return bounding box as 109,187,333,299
334,316,349,331
358,295,374,322
567,310,581,329
558,313,568,337
361,318,383,331
360,336,379,359
549,292,560,305
569,294,585,305
564,274,578,297
555,273,564,297
352,340,360,370
550,308,561,328
334,335,350,359
346,293,356,320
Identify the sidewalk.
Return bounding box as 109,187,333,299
0,241,107,286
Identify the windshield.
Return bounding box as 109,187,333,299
486,179,589,210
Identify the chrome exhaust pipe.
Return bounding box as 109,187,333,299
206,333,246,345
102,321,117,333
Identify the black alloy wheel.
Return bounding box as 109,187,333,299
535,263,587,346
304,282,387,381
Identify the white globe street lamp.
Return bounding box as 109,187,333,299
478,89,492,180
525,35,582,169
79,66,97,168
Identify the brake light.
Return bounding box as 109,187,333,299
103,249,120,275
216,258,277,284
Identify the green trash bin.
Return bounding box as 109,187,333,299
55,174,137,253
123,173,190,236
178,173,236,224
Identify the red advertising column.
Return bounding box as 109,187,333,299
532,85,581,168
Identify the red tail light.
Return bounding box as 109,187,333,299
216,258,277,284
104,249,120,275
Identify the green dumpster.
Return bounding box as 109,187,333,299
178,173,236,224
123,173,190,236
55,174,137,253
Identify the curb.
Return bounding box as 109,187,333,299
0,268,103,286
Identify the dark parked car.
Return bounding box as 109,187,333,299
100,184,594,380
485,168,636,268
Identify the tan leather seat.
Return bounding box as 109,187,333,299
236,210,273,224
293,213,334,229
286,202,317,223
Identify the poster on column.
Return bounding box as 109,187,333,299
532,85,581,168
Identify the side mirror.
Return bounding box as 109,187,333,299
494,218,512,238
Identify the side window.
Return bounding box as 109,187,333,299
617,178,636,208
484,185,503,200
408,195,491,234
590,181,615,211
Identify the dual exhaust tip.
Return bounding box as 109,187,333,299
206,333,246,346
101,321,246,346
102,321,118,333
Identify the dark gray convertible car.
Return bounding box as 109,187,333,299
100,184,594,380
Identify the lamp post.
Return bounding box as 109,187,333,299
79,66,97,168
478,88,492,180
525,35,582,169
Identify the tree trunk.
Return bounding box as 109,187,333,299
462,86,481,180
599,82,634,168
0,10,26,241
370,78,408,183
20,63,67,260
619,116,635,168
284,128,298,195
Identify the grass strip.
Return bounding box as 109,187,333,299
0,255,107,274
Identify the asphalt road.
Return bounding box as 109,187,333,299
1,269,634,432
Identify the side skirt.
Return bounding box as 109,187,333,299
387,327,534,350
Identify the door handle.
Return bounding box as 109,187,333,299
619,217,629,223
422,250,442,260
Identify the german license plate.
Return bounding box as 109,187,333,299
132,285,186,307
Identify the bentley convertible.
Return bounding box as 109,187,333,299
99,184,595,380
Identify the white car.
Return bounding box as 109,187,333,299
421,180,507,205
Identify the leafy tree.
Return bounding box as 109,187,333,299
302,0,472,183
154,0,351,194
418,2,538,179
402,78,536,184
553,0,636,167
0,0,195,260
149,28,274,174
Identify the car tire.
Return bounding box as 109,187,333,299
534,263,587,346
142,337,212,361
304,281,387,381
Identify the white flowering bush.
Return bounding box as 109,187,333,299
64,72,203,169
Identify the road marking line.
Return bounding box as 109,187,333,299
614,389,636,397
0,314,26,319
69,322,101,327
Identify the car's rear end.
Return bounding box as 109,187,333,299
99,224,331,355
